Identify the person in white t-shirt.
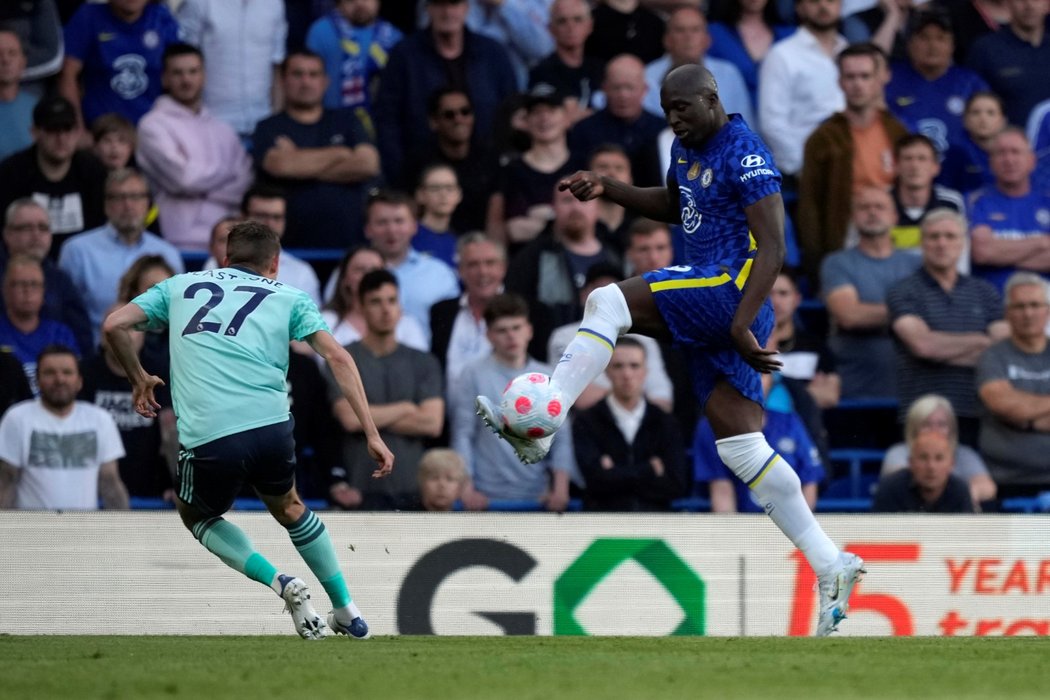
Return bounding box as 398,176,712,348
0,344,127,510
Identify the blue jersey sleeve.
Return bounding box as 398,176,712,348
131,278,172,331
289,293,329,341
728,137,781,208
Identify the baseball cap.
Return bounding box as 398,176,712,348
32,95,78,131
907,7,952,39
523,83,565,111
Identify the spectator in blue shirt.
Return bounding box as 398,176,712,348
59,0,181,127
0,30,36,162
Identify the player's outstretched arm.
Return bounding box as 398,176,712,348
102,303,166,418
732,193,786,373
559,171,679,224
308,330,395,478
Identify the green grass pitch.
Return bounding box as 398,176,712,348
3,636,1049,699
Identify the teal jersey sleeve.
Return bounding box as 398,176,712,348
289,293,329,341
131,278,172,331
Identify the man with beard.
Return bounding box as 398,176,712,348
506,183,621,328
0,344,127,510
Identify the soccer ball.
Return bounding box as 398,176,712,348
499,372,564,439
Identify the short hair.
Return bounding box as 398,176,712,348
894,133,938,158
1004,272,1050,308
625,217,670,244
90,112,135,143
588,142,630,166
903,394,957,452
615,335,646,356
240,184,287,215
836,42,886,69
358,268,398,302
919,208,967,237
36,344,78,371
417,448,468,486
118,254,175,303
225,220,281,270
4,197,46,229
326,245,381,316
965,90,1004,114
162,42,203,69
365,189,416,222
416,162,459,190
483,293,530,325
3,253,43,282
456,231,506,263
427,87,472,117
280,49,324,74
104,167,149,195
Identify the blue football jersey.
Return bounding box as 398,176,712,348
667,115,782,268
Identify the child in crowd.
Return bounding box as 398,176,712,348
417,448,467,512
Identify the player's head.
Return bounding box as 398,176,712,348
358,268,402,337
908,429,954,493
606,336,647,404
659,64,724,149
36,344,81,412
918,208,967,274
417,448,467,511
90,112,136,171
241,185,287,238
119,254,176,304
3,198,52,262
625,218,672,274
850,186,896,238
903,394,958,453
365,189,418,263
224,220,281,278
484,293,533,364
456,232,506,301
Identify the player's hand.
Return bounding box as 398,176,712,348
730,326,782,373
367,436,395,478
132,374,165,418
558,171,604,201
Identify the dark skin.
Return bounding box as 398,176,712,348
558,64,784,438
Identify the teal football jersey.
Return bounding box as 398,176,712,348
132,266,328,448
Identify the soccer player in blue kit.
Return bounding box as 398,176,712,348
102,221,395,640
476,65,864,636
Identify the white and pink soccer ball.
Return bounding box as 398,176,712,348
499,372,564,439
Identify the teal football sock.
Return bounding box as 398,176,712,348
286,509,352,610
193,517,278,588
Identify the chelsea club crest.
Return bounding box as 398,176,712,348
700,168,713,188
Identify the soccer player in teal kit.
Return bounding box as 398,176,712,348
103,221,394,640
477,64,864,636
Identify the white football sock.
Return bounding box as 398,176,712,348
716,432,840,575
551,283,632,408
333,601,363,625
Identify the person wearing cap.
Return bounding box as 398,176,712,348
59,0,181,127
886,7,989,155
0,30,36,162
0,95,108,253
374,0,517,187
506,181,622,329
486,83,583,249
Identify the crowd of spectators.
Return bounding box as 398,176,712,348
2,0,1050,515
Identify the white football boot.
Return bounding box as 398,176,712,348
475,395,555,465
815,552,866,637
